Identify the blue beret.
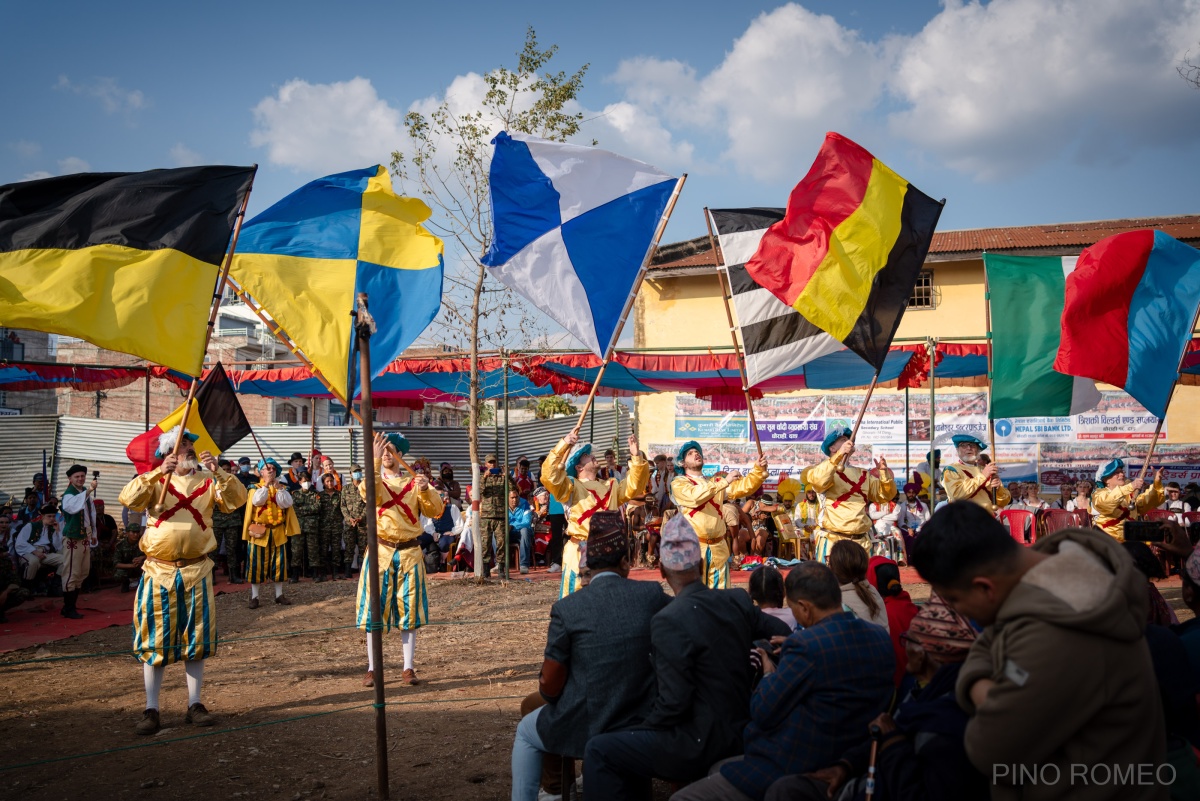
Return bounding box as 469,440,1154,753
257,457,282,473
384,432,410,456
952,434,987,451
1096,459,1125,484
566,443,592,479
675,440,702,467
821,427,853,457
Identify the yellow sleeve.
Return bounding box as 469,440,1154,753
942,465,988,501
1136,479,1165,513
363,474,386,504
541,438,574,504
994,485,1012,509
118,468,167,511
617,455,649,503
867,468,897,504
807,454,843,494
727,463,767,499
1092,485,1133,517
213,469,248,512
417,487,445,518
671,475,727,507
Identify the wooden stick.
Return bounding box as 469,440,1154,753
355,293,391,801
705,207,764,458
849,370,882,443
571,174,687,438
151,186,253,514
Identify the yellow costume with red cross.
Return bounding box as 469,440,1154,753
1091,458,1164,543
541,438,648,598
808,429,895,563
670,457,766,589
356,469,443,631
941,434,1011,514
119,464,248,666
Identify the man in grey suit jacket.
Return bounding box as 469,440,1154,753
511,511,671,801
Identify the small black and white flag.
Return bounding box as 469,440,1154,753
709,208,843,387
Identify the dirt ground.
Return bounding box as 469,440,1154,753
0,576,1189,801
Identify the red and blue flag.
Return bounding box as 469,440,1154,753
1054,230,1200,418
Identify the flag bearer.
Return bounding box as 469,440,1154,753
941,434,1010,514
808,427,895,563
1092,459,1164,542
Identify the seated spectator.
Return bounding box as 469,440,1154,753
867,555,920,686
788,592,987,801
1185,483,1200,514
508,489,535,575
15,504,62,592
774,472,802,506
723,498,751,557
749,565,796,630
583,515,791,799
112,522,145,593
0,516,30,622
829,540,889,632
1049,482,1074,510
1067,479,1094,518
511,512,670,801
671,561,895,801
910,503,1168,801
1161,481,1192,522
868,491,904,564
422,489,465,561
1124,540,1179,627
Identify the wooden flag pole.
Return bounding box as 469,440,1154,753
571,174,688,438
705,208,764,458
1135,304,1200,481
355,292,391,801
849,369,883,443
152,185,253,515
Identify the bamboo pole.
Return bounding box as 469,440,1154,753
704,208,764,458
928,337,940,502
571,174,687,438
848,370,883,443
151,185,253,514
355,293,390,800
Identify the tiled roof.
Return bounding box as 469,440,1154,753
650,214,1200,271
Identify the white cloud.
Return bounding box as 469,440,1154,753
169,143,202,167
23,170,52,181
9,140,41,158
888,0,1200,179
581,101,695,171
601,0,1200,182
55,75,147,115
57,156,90,174
250,77,405,174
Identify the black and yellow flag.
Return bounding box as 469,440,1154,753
0,165,256,375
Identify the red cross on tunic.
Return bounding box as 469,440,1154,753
574,483,614,526
152,478,213,530
683,476,722,519
831,470,868,509
957,466,992,501
379,479,418,524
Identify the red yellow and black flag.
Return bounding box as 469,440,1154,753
745,133,943,370
126,363,253,473
0,165,256,376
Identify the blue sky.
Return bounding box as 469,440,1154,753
4,0,1200,346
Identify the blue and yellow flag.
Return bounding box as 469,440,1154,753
230,166,443,402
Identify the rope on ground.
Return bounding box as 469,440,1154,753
0,693,529,772
0,617,547,667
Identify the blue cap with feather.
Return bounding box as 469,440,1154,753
566,443,592,478
821,427,853,457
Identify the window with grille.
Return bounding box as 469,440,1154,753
908,270,936,309
275,403,297,425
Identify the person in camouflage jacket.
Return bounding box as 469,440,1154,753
112,523,145,593
341,464,367,579
318,477,346,580
213,460,247,584
290,470,322,581
479,453,508,577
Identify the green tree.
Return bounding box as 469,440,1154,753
535,395,578,420
392,28,588,575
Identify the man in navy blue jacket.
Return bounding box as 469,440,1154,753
672,561,894,801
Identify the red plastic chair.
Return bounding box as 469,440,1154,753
1142,509,1176,522
1041,509,1084,535
999,509,1036,545
1184,512,1200,526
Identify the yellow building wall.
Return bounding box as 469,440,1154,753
633,260,1200,450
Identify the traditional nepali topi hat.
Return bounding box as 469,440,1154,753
905,591,977,661
659,513,701,570
951,434,987,450
155,425,199,458
566,443,592,479
1095,458,1125,484
821,427,853,457
586,511,627,563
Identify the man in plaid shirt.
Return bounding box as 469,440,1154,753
673,562,894,801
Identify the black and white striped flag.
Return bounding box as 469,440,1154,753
709,208,843,387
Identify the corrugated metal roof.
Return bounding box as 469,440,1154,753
0,415,58,507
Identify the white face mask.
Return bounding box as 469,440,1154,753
300,481,311,490
352,472,363,481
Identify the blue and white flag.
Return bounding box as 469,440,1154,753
482,132,679,355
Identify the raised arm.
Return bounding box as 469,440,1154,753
540,438,574,504
119,469,167,513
